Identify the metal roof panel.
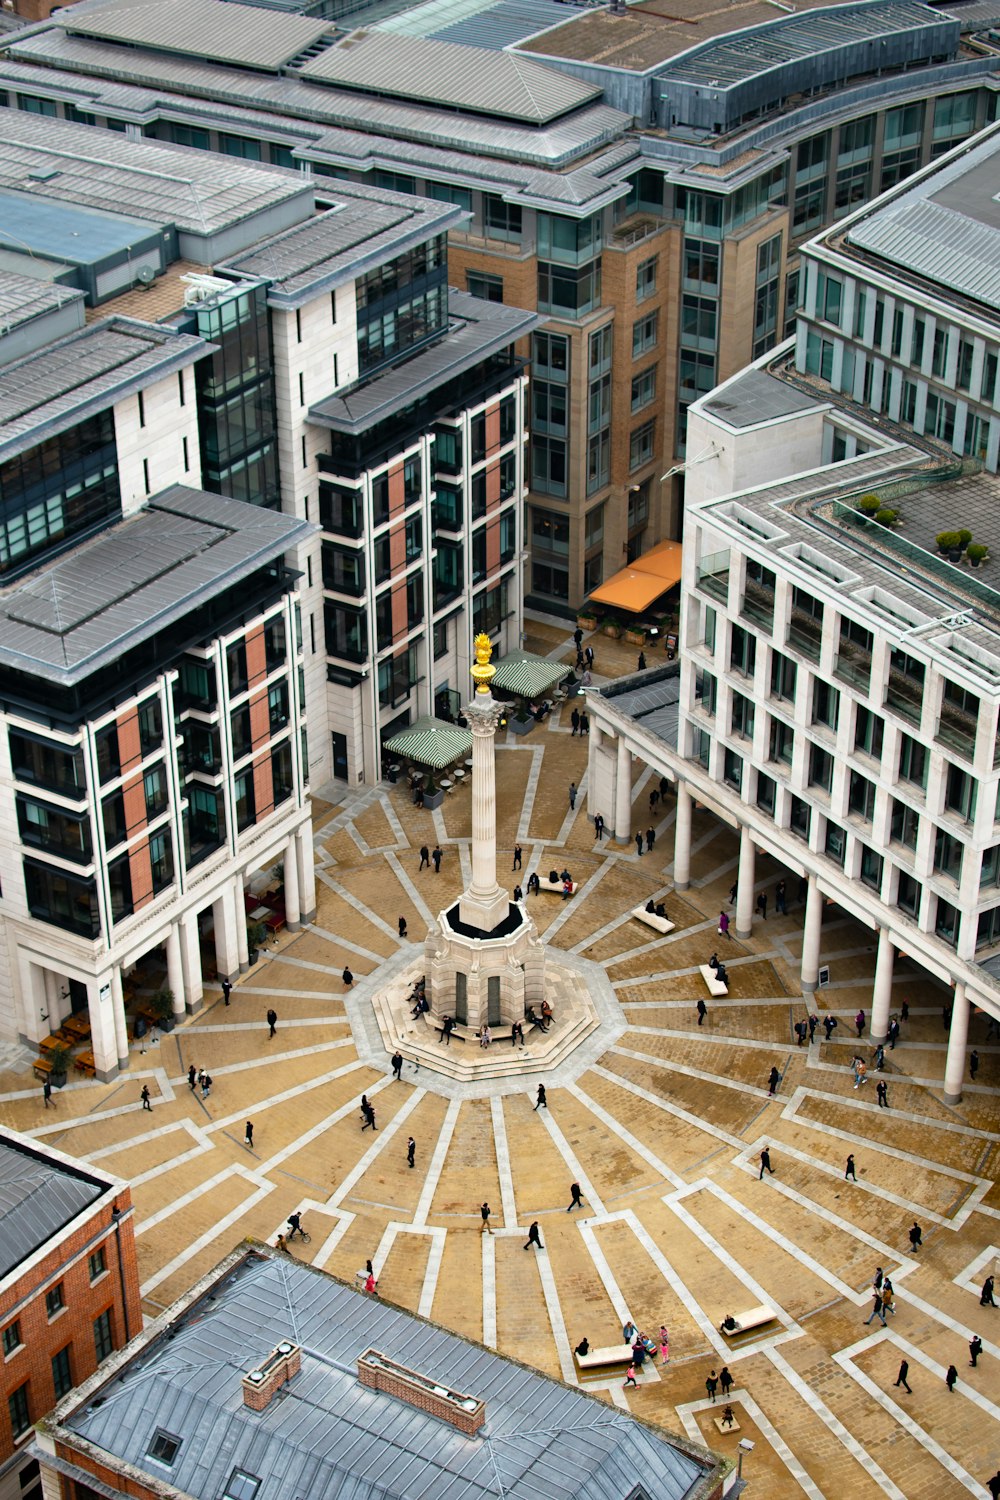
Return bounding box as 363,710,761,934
63,0,332,71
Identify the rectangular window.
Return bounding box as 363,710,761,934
630,366,656,413
898,732,928,789
981,845,1000,889
223,1470,262,1500
890,798,919,850
2,1322,21,1357
730,625,756,677
809,744,834,791
886,650,924,724
859,845,883,890
93,1310,113,1363
148,1430,182,1467
632,311,658,358
757,772,776,813
769,718,793,766
88,1248,106,1281
51,1346,72,1401
8,1384,29,1440
898,870,920,916
934,827,964,881
790,795,811,839
836,617,872,689
628,421,655,473
770,651,796,702
854,706,884,761
935,896,960,945
848,769,876,822
730,692,754,740
45,1283,65,1318
789,587,823,662
825,822,846,866
636,255,658,301
812,679,839,731
945,762,977,822
466,270,503,302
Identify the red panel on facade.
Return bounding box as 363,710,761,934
128,839,154,911
389,462,406,519
485,407,501,456
486,516,501,576
249,692,271,751
486,458,501,512
121,778,147,838
116,708,141,773
246,625,267,689
253,753,275,822
390,523,406,574
391,581,407,639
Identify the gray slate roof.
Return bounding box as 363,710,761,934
219,184,464,304
700,367,820,429
309,290,540,433
599,667,681,750
0,316,206,464
65,0,332,70
0,1136,105,1281
0,109,308,237
0,487,313,686
0,271,84,334
64,1251,709,1500
376,0,576,50
846,125,1000,314
299,26,602,121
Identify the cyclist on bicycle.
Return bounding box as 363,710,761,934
287,1212,303,1239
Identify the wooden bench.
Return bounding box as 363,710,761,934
699,964,728,997
33,1056,54,1080
536,877,577,895
721,1305,775,1336
75,1051,96,1077
575,1343,634,1373
632,906,675,935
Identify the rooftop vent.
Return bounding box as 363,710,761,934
242,1341,301,1412
358,1349,485,1435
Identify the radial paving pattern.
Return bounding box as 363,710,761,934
2,684,999,1497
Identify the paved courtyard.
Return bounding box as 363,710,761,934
2,623,999,1496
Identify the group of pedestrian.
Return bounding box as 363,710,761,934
569,707,591,736
634,827,656,856
704,1365,734,1403
418,845,444,872
360,1094,377,1131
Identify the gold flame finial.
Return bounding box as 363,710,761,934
471,633,495,695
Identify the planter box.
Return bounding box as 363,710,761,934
158,1015,176,1034
576,615,597,630
51,1072,68,1090
423,789,445,811
603,625,621,639
623,628,646,646
509,715,536,736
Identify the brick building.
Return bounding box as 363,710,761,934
0,1128,139,1500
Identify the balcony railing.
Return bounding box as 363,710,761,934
741,583,775,630
937,708,977,759
787,612,823,663
833,650,871,691
698,568,729,604
885,672,924,725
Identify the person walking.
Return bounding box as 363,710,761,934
432,845,442,872
981,1274,996,1307
361,1099,377,1132
756,892,767,920
43,1078,53,1109
659,1326,670,1362
864,1290,886,1326
759,1147,774,1179
719,1366,733,1397
221,978,232,1007
524,1221,543,1251
188,1064,197,1092
888,1017,900,1050
513,844,522,870
391,1052,403,1081
570,708,581,736
946,1364,958,1392
877,1080,889,1109
637,651,646,671
398,916,408,939
635,831,643,857
534,1084,547,1111
568,782,577,810
342,966,354,987
481,1202,492,1234
795,1020,808,1046
419,845,430,871
267,1008,278,1038
855,1008,866,1038
718,910,731,940
697,999,707,1027
845,1154,857,1181
729,882,738,905
775,880,787,915
767,1066,781,1097
705,1370,719,1403
649,788,660,813
201,1071,212,1099
245,1121,254,1149
407,1136,415,1168
988,1472,1000,1500
969,1334,983,1367
894,1359,912,1393
140,1085,152,1112
881,1280,895,1316
970,1049,980,1081
873,1267,884,1291
909,1221,923,1252
623,1363,638,1389
594,813,605,840
824,1014,838,1041
567,1182,584,1211
646,826,655,853
585,644,594,669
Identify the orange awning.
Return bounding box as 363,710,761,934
586,540,682,614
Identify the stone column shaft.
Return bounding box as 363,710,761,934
943,983,969,1104
800,876,822,992
615,735,632,845
870,928,894,1041
735,828,756,938
673,784,692,889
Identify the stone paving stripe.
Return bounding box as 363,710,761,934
491,1096,518,1228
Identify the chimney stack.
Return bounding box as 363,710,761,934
242,1341,301,1412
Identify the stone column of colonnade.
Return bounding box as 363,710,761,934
943,982,970,1104
297,825,317,922
284,835,301,930
870,928,895,1041
673,783,692,889
180,910,204,1013
800,875,823,992
735,827,755,938
615,734,632,845
165,926,186,1019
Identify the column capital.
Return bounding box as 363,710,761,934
467,700,505,737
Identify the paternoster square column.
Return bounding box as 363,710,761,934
458,633,510,933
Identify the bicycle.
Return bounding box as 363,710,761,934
286,1221,311,1244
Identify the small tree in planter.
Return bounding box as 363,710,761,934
151,988,178,1033
967,543,990,568
875,508,898,526
936,531,962,560
958,529,973,550
623,623,647,646
48,1043,72,1089
602,615,623,639
857,495,881,516
247,923,267,965
576,612,597,631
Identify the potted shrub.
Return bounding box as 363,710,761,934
875,508,898,526
968,543,990,568
602,615,623,639
48,1043,72,1089
422,775,445,812
857,495,881,516
623,623,647,646
151,988,177,1032
246,923,266,966
936,531,962,560
576,612,597,631
509,698,536,736
958,529,973,550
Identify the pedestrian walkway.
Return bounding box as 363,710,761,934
1,668,997,1498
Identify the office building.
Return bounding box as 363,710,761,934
0,1127,140,1500
0,0,997,611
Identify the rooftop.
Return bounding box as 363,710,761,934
309,289,541,434
0,191,160,268
595,665,681,749
0,270,84,335
373,0,578,50
299,27,603,122
700,367,819,429
0,109,310,240
219,184,464,306
63,0,333,71
58,1248,714,1500
0,1130,109,1282
0,315,206,463
838,122,1000,316
0,486,313,687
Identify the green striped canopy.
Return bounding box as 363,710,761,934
382,716,472,770
492,650,568,700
